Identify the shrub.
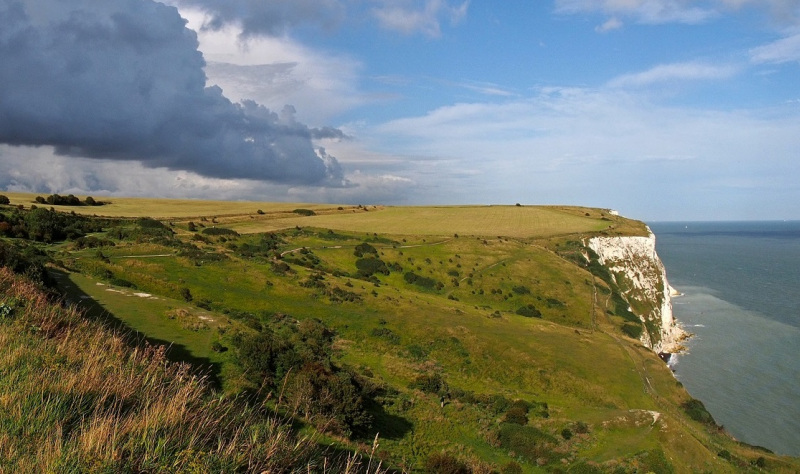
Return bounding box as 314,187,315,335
292,209,316,216
682,398,716,425
409,373,447,394
516,304,542,318
406,344,428,360
621,322,642,339
355,257,389,277
370,327,400,344
201,227,239,237
425,452,470,474
496,423,557,463
512,285,530,294
403,271,439,290
180,287,193,302
504,405,529,425
353,242,377,257
0,195,9,205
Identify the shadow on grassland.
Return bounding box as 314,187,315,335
48,268,222,389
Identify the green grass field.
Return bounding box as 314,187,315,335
2,194,794,472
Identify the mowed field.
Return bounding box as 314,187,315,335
2,191,644,238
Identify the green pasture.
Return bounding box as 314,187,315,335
7,194,780,471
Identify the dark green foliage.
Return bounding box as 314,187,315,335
231,318,372,437
621,322,643,339
271,261,292,275
0,240,49,283
635,449,674,474
409,373,447,394
406,343,429,361
681,398,716,425
201,227,239,237
292,209,316,216
327,286,362,303
9,207,102,243
353,242,377,257
516,304,542,318
37,194,82,206
371,327,400,344
0,195,9,205
496,423,557,463
424,452,470,474
717,450,732,461
403,271,439,290
500,461,523,474
236,233,283,259
73,236,115,249
561,428,573,440
504,405,529,425
355,257,389,278
512,285,531,295
180,287,193,302
545,297,565,308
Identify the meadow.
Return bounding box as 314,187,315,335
1,194,795,472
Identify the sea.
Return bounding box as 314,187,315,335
648,221,800,457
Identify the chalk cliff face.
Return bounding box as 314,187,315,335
587,231,686,354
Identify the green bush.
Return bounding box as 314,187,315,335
516,304,542,318
355,257,389,277
681,398,716,425
409,373,447,394
292,209,316,216
425,452,470,474
496,423,557,463
201,227,239,237
621,322,643,339
0,195,9,205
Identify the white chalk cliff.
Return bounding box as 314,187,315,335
587,230,687,354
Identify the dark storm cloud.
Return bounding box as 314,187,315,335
170,0,345,37
0,0,345,185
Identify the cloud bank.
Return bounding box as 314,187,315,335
0,0,345,186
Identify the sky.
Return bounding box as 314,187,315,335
1,0,799,221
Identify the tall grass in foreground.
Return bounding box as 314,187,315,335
0,268,380,473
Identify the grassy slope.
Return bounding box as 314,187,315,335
0,268,371,473
4,196,797,472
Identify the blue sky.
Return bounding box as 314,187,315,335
1,0,799,220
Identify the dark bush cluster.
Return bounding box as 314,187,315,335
200,227,239,237
353,242,377,257
292,208,316,216
495,423,557,463
370,327,400,344
516,304,542,318
682,398,716,425
34,194,104,206
409,373,447,394
425,452,470,474
0,207,105,243
355,257,389,278
231,318,372,437
403,271,441,290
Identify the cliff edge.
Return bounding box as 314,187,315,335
587,230,687,354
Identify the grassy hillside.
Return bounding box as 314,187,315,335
1,195,797,472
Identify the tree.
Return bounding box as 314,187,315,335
0,195,9,205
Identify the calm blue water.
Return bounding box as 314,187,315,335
649,221,800,456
